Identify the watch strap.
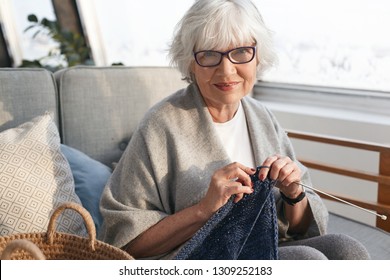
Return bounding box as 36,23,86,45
280,189,306,206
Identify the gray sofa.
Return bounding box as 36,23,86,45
1,66,389,259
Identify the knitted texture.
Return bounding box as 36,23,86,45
174,166,279,260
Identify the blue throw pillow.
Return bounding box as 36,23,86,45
60,144,111,232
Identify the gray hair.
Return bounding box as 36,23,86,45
168,0,277,83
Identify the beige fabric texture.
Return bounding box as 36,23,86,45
0,113,86,236
99,84,328,259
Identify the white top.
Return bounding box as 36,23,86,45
213,102,256,168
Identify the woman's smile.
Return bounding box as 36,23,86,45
214,81,240,91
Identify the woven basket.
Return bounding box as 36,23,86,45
0,202,134,260
1,239,46,260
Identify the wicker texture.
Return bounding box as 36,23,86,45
0,203,134,260
1,239,46,260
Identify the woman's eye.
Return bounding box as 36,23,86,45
237,48,249,54
204,51,217,57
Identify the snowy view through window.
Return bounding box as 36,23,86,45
93,0,390,92
258,0,390,92
9,0,390,92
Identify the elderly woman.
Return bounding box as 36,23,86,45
99,0,369,260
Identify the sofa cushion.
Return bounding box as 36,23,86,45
60,144,112,232
0,113,86,236
0,68,59,133
55,66,187,167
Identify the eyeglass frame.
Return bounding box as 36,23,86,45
193,46,257,67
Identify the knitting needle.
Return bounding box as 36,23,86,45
294,182,387,221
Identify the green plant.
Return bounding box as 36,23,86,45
20,14,93,71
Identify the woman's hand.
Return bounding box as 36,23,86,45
126,162,255,258
258,154,303,198
197,162,256,220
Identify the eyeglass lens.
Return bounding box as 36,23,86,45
195,47,255,67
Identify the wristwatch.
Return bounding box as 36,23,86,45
280,187,306,206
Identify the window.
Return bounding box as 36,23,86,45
0,0,56,66
257,0,390,92
4,0,389,92
77,0,194,66
79,0,389,92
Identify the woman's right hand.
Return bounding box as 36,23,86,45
197,162,256,220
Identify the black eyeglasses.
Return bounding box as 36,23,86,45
194,46,256,67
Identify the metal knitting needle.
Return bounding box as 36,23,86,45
294,182,388,221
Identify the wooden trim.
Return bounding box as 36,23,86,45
51,0,83,34
287,129,390,153
316,192,390,215
378,151,390,231
299,159,390,185
286,129,390,232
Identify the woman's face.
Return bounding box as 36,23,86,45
191,45,258,110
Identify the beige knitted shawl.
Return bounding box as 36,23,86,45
98,83,328,258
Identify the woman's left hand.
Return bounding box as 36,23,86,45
258,154,303,198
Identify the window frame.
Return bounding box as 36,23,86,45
254,80,390,125
0,0,23,66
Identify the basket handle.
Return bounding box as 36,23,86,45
47,202,96,251
1,239,46,260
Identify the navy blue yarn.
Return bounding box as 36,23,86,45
174,166,279,260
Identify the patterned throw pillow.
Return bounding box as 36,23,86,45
0,113,87,236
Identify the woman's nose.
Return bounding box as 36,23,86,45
216,56,237,75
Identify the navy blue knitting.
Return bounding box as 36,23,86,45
174,166,279,260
